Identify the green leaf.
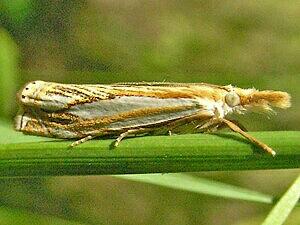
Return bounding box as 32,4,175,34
262,174,300,225
114,173,273,204
0,122,299,177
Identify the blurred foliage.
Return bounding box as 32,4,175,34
0,1,300,225
0,206,84,225
0,0,35,25
2,0,300,76
0,29,18,119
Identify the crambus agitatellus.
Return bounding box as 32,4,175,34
15,81,291,156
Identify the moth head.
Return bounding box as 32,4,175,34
234,88,291,113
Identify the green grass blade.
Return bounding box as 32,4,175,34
114,173,273,204
0,122,299,177
262,174,300,225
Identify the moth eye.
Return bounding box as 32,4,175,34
225,92,240,107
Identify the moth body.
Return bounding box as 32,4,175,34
15,81,291,156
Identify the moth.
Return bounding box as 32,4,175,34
15,81,291,156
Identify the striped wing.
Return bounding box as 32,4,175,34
18,81,113,111
16,81,219,138
15,95,212,138
18,81,227,112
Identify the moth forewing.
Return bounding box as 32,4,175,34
17,80,113,111
15,81,291,156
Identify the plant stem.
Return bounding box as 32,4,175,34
0,131,299,177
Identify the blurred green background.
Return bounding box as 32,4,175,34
0,1,299,224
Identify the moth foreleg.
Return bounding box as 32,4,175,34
225,119,248,132
220,118,276,156
70,135,94,147
197,118,247,132
210,119,248,132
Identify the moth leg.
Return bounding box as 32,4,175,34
220,118,276,156
197,118,247,132
114,129,147,147
212,119,248,132
70,135,94,147
168,113,213,132
196,118,220,132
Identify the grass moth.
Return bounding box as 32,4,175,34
15,81,291,156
